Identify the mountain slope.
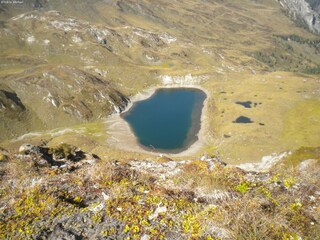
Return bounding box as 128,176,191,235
0,0,319,163
0,64,128,141
0,2,319,238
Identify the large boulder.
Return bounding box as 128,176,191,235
19,143,37,154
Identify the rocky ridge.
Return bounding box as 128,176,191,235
0,64,129,142
279,0,320,34
0,144,319,239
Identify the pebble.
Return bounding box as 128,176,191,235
148,206,167,220
141,234,150,240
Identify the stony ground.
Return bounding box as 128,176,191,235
0,144,319,239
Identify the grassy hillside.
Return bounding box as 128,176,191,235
0,0,319,162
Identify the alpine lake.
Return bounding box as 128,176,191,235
122,88,206,153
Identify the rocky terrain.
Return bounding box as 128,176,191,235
279,0,320,34
0,144,319,239
0,64,129,141
0,0,320,239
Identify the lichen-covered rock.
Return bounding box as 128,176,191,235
19,143,36,154
16,143,99,172
48,143,77,160
298,158,319,172
298,158,320,181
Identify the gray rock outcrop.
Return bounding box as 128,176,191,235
279,0,320,34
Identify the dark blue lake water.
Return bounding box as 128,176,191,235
122,88,206,153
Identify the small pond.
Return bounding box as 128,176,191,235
122,88,206,153
233,116,254,124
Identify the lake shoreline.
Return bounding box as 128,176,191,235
105,84,210,157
